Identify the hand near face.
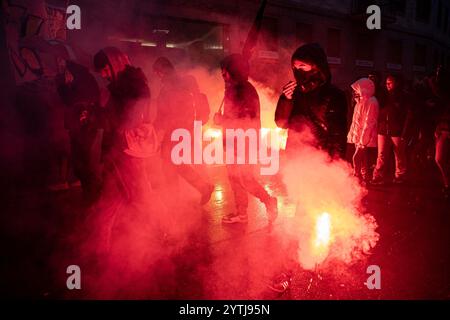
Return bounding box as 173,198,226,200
282,81,297,100
79,110,89,124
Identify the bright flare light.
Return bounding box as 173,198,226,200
314,212,331,248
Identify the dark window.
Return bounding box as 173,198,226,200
387,39,403,64
327,28,341,58
356,33,374,61
437,1,442,28
415,0,431,23
296,22,313,46
259,17,278,52
392,0,406,16
444,8,449,33
414,44,427,66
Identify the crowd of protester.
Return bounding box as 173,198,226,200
11,42,450,293
348,66,450,196
15,41,449,221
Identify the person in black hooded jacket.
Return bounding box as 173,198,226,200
152,56,214,205
93,47,155,203
268,43,347,294
275,43,348,159
214,54,278,225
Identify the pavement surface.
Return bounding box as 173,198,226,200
1,159,449,300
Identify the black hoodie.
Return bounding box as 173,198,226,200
275,43,348,157
220,54,260,129
95,48,151,154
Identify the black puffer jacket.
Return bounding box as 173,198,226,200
275,43,347,158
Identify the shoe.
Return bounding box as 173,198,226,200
200,184,215,205
371,177,385,186
393,176,406,184
267,272,292,293
265,197,278,224
222,214,248,224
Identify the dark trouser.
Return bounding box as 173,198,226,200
160,139,210,196
70,129,103,203
103,150,151,204
90,149,164,259
352,146,372,181
227,164,271,216
373,135,407,180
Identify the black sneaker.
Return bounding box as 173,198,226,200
371,177,385,186
393,176,407,184
222,214,248,224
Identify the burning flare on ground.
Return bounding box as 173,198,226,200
313,212,331,255
281,141,379,271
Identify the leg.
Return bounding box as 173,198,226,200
352,146,363,178
176,164,214,203
160,140,180,192
391,136,407,179
373,135,390,181
228,166,249,216
240,166,271,203
353,147,370,181
240,165,278,223
72,130,103,204
360,148,371,181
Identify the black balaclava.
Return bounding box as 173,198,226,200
291,43,330,93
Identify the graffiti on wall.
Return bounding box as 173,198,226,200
2,0,72,84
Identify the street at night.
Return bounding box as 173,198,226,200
1,0,450,309
2,161,449,299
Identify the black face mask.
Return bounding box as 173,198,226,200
293,68,326,93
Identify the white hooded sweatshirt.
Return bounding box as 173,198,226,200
347,78,379,148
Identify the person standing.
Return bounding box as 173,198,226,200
152,57,214,205
347,78,379,185
372,74,413,185
214,54,278,225
275,43,348,159
271,43,347,293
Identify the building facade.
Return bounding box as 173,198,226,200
78,0,450,88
